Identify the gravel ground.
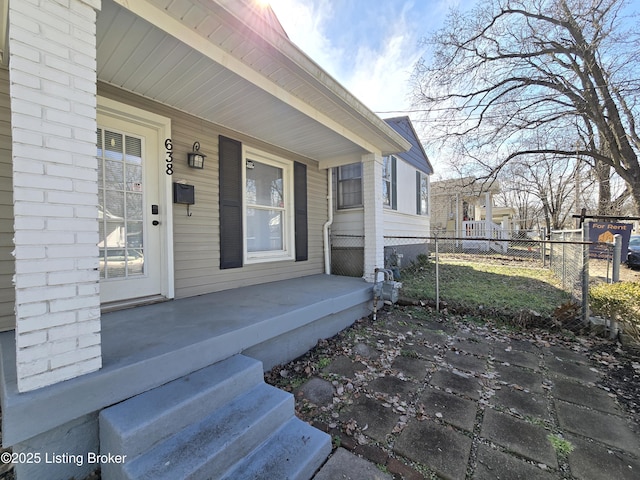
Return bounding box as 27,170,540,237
590,259,640,283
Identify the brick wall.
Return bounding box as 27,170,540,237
10,0,102,392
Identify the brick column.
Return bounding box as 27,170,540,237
362,153,384,282
10,0,102,392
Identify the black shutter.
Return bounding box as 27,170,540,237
391,156,397,210
219,136,243,269
294,162,308,261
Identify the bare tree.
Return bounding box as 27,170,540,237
495,178,542,231
502,154,591,231
412,0,640,215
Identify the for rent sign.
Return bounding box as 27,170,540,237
588,222,633,260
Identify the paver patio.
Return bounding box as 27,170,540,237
270,308,640,479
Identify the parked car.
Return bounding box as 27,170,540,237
627,235,640,269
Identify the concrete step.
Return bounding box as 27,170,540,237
122,383,293,480
100,355,264,461
220,417,331,480
99,354,330,480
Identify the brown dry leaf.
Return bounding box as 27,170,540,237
343,419,358,436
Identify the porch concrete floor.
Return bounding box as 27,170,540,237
0,274,372,446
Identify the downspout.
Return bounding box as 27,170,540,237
323,168,333,274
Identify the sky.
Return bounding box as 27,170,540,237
266,0,477,176
268,0,474,116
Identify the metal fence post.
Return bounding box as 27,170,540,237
435,236,440,313
612,234,621,283
562,231,566,290
548,230,553,269
582,223,590,325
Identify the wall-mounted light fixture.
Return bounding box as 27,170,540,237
187,142,206,169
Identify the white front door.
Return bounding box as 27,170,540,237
97,113,163,305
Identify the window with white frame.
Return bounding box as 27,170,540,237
382,155,396,209
245,149,293,262
337,163,362,209
417,171,429,215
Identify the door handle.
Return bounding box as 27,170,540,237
152,220,160,226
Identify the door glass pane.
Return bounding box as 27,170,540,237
126,193,143,220
126,165,142,191
97,129,103,186
104,131,123,160
98,128,145,279
104,222,125,248
105,190,125,218
106,250,127,279
125,136,142,165
127,221,144,248
98,221,105,279
105,160,124,190
127,249,144,276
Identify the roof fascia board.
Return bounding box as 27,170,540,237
398,116,433,173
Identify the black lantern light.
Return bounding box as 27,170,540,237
187,142,206,169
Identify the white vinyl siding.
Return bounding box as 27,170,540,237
383,158,430,241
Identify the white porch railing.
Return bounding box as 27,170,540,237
462,221,509,253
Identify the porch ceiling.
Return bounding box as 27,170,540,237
97,0,410,163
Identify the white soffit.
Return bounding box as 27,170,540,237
98,0,409,161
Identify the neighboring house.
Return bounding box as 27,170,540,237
430,177,517,252
0,1,413,479
331,116,433,276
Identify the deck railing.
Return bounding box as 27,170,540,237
462,220,509,252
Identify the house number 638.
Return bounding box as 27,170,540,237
165,138,173,175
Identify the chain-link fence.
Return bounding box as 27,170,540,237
330,232,617,332
547,229,588,313
331,233,557,272
330,235,365,277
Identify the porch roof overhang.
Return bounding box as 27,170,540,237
99,0,410,166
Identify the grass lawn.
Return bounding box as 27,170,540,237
401,256,572,318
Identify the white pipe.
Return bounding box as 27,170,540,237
323,169,334,274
